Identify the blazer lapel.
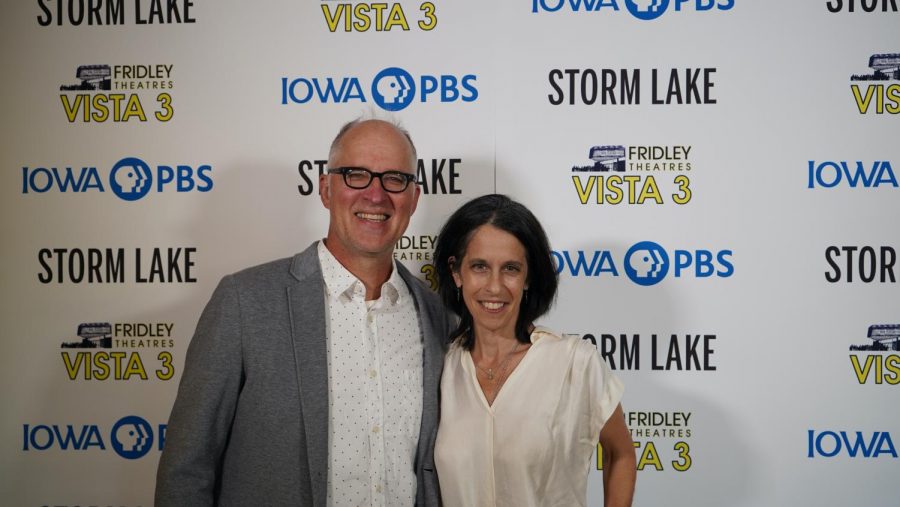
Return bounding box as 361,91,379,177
287,245,329,506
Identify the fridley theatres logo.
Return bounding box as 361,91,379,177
22,415,166,460
553,241,734,286
548,67,717,106
394,235,439,290
532,0,734,19
850,53,900,114
297,157,463,196
59,63,175,122
21,157,213,200
848,324,900,385
58,321,177,381
38,0,197,26
320,1,437,32
599,411,694,472
281,67,478,112
570,145,692,205
827,0,898,12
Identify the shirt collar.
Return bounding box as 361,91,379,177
317,240,405,305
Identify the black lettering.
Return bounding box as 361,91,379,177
37,0,52,25
548,69,563,105
581,69,597,105
825,246,841,282
842,245,858,282
826,0,843,11
704,335,716,370
38,248,53,283
601,69,616,105
69,248,84,283
881,246,896,283
448,158,461,194
704,68,716,104
297,161,315,195
859,246,876,283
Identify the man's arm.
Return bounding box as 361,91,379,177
599,403,637,507
155,275,245,507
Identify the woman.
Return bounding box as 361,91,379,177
433,194,636,507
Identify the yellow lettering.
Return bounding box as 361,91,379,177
320,4,343,32
156,351,175,380
638,175,663,204
124,353,148,380
852,84,875,114
122,95,147,122
672,441,691,471
61,352,84,380
850,354,875,384
385,3,409,30
60,95,82,123
637,441,663,471
418,2,437,30
572,175,596,205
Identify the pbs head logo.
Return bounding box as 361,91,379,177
625,0,669,20
111,415,154,459
109,157,153,201
372,67,416,112
625,241,670,286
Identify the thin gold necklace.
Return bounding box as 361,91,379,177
474,341,521,381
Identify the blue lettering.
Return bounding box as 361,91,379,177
875,161,898,187
28,425,54,451
808,430,898,458
196,165,213,192
157,165,175,191
286,78,313,104
421,75,439,101
716,250,734,277
441,75,460,102
462,75,479,102
674,250,692,277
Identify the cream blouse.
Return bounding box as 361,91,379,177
434,327,624,507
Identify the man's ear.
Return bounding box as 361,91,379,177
319,173,330,208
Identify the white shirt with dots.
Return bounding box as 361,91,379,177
318,242,423,507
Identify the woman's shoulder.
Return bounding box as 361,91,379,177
531,326,597,356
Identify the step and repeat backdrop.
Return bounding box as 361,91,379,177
1,1,898,506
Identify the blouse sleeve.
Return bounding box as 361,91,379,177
579,340,625,439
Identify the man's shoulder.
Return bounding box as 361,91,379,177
225,244,319,289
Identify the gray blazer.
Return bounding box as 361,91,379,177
156,243,450,506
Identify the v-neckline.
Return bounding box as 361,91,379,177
464,342,535,411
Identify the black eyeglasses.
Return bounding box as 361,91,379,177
326,167,417,193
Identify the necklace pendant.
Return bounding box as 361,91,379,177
487,369,494,380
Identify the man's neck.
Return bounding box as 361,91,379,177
323,240,394,300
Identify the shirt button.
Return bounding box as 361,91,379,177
375,484,383,493
372,425,380,434
369,369,378,379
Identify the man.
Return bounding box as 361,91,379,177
155,119,450,506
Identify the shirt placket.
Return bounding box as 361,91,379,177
365,301,386,506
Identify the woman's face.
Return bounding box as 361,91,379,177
452,224,528,339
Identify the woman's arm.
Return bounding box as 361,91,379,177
599,403,636,507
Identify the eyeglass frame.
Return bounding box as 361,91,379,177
326,166,418,193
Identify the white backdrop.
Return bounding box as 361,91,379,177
2,1,898,505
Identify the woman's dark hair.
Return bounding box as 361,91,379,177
434,194,558,349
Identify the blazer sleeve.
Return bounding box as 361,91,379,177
155,275,245,506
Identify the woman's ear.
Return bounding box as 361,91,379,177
449,256,461,286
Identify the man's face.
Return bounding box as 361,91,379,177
319,120,420,265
